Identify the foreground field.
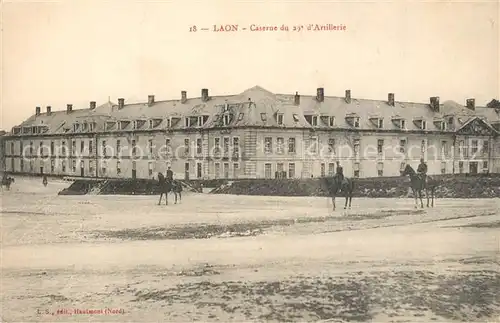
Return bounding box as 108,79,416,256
1,178,499,322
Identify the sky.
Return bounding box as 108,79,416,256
1,0,499,130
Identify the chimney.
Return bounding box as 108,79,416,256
46,106,52,115
201,88,209,102
89,101,96,110
294,92,300,105
345,90,351,103
181,91,187,103
66,104,73,113
429,96,440,112
118,98,125,109
148,95,155,106
35,106,41,116
466,98,475,110
388,93,395,106
316,87,324,102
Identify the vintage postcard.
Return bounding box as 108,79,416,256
1,0,499,322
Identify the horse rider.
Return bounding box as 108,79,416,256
336,161,344,191
166,166,173,185
417,158,428,184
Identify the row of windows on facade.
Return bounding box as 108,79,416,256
7,158,489,178
8,136,490,159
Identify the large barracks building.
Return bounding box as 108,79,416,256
3,86,500,180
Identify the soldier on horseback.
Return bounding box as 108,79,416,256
336,161,344,192
417,158,428,185
166,166,173,186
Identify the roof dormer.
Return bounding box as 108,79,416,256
345,113,360,128
320,115,335,127
369,115,384,129
391,115,407,129
433,117,447,131
304,114,319,126
413,117,427,130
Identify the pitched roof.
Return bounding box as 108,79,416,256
7,86,500,136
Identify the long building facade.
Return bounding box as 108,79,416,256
3,86,500,180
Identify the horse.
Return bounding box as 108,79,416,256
322,175,355,211
401,164,437,208
158,177,183,205
1,176,15,190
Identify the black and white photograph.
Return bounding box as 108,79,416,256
1,0,499,322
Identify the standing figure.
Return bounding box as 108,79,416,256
42,175,48,187
335,161,344,192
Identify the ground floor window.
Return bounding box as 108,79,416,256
264,163,272,179
223,163,229,179
233,163,239,178
441,161,446,174
89,161,94,175
117,161,121,174
72,160,76,173
148,162,154,176
20,159,24,172
197,163,202,179
483,161,488,170
353,162,360,178
458,161,464,173
377,162,383,177
51,160,55,173
62,160,66,172
328,163,335,176
288,163,295,178
215,163,221,179
320,163,325,177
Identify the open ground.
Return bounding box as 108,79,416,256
1,177,499,322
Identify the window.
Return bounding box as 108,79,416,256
149,120,154,129
101,161,107,175
116,140,120,156
184,118,190,128
310,137,318,153
328,139,335,154
232,137,239,157
72,140,76,156
80,141,84,153
165,139,171,155
458,140,465,157
401,119,406,129
132,161,137,170
264,163,272,179
184,138,190,155
223,114,231,126
399,139,406,153
20,159,24,171
264,137,272,154
89,122,95,132
320,163,325,177
148,139,153,156
311,116,318,126
421,121,427,130
377,139,384,155
148,162,153,176
62,160,66,172
441,141,448,157
377,162,384,176
72,160,76,173
439,121,447,131
483,161,488,169
50,141,54,155
288,163,295,178
277,137,284,154
421,140,426,155
482,140,489,155
215,163,221,179
132,140,136,157
223,137,230,155
61,141,66,155
471,140,478,155
328,116,335,127
197,163,203,179
277,113,284,125
288,138,296,153
102,140,107,157
458,161,464,173
447,117,454,127
353,162,360,178
353,117,360,128
292,114,299,122
353,139,360,157
377,119,384,129
277,162,284,173
238,113,244,121
89,140,93,154
50,160,54,173
441,161,446,174
233,163,239,178
30,141,33,155
117,161,121,174
39,141,44,156
133,121,137,129
214,138,221,154
328,163,335,176
196,138,202,154
260,113,267,121
89,161,94,175
223,162,229,179
166,118,172,128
